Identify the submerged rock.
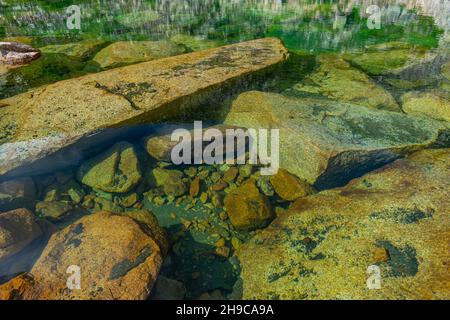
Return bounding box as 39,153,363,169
149,167,187,198
224,91,449,189
170,34,223,52
35,201,73,221
0,208,43,262
0,177,36,212
0,38,288,177
224,179,273,231
40,39,106,61
237,149,450,300
92,41,187,69
151,276,186,300
0,211,166,300
77,142,142,194
291,55,400,112
401,91,450,122
0,42,40,66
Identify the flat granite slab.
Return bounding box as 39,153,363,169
0,38,288,178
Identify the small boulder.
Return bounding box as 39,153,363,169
270,169,315,201
224,179,273,231
401,91,450,122
0,177,36,212
0,42,40,66
35,201,73,221
77,142,142,194
150,167,187,197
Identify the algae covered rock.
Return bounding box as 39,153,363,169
291,55,400,111
224,179,273,231
269,169,315,201
0,208,43,262
224,91,449,189
401,91,450,122
237,149,450,300
77,142,142,193
149,167,187,198
0,211,166,300
40,39,106,61
92,40,187,69
170,34,223,52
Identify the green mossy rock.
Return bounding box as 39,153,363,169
401,91,450,122
77,142,142,193
237,149,450,300
40,39,107,61
92,41,187,69
149,168,187,198
291,55,400,111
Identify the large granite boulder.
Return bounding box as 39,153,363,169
92,41,187,69
290,55,400,112
77,141,142,193
224,91,449,189
0,38,288,178
237,149,450,300
0,208,43,262
0,211,167,300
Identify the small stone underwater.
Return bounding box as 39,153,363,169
0,0,449,300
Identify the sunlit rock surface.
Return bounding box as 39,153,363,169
237,149,450,300
0,211,167,300
224,91,449,189
0,38,288,178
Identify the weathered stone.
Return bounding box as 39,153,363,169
143,124,246,162
40,39,106,61
0,177,36,211
92,41,187,69
0,211,166,300
270,169,315,201
224,179,273,231
0,208,43,262
0,42,40,66
77,142,142,193
401,91,450,122
35,201,73,221
150,167,187,197
443,61,450,80
237,149,450,300
291,55,400,111
223,167,239,183
170,34,223,52
224,91,449,190
0,38,288,177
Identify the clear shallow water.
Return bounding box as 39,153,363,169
0,0,449,300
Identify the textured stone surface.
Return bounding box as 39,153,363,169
401,91,450,122
0,42,40,66
269,169,315,201
291,55,400,111
224,179,273,231
0,208,43,262
237,149,450,300
0,38,288,177
92,41,187,69
77,141,142,193
40,39,106,61
224,91,449,189
0,211,166,300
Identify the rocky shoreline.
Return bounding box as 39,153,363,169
0,37,449,300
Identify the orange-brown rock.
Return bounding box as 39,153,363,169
0,211,167,300
270,169,315,201
224,179,273,231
